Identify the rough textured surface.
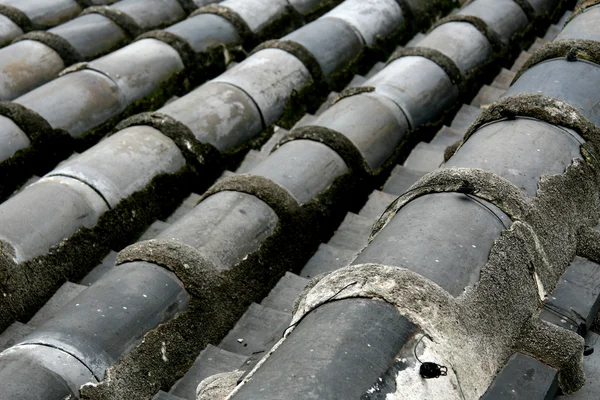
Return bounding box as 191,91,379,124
79,165,364,398
81,5,143,39
0,1,582,399
235,256,581,399
197,371,244,400
0,101,71,199
577,227,600,264
513,39,600,82
117,239,223,298
447,94,600,159
0,5,32,33
235,146,600,396
202,174,303,228
387,46,466,95
431,14,504,52
134,31,199,76
114,112,221,175
15,31,82,66
276,125,371,175
252,39,326,88
567,0,600,24
331,85,375,105
0,168,193,333
370,168,530,240
80,245,281,400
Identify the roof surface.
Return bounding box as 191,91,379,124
0,0,598,399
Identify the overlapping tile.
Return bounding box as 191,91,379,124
177,0,566,398
0,0,193,102
0,0,459,398
0,0,591,399
222,2,600,399
0,0,342,201
0,0,120,48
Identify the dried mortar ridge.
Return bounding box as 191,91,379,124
58,62,89,77
196,371,244,400
72,71,197,150
117,240,224,298
135,31,199,74
202,174,304,223
76,1,566,397
81,6,144,39
0,101,62,145
114,112,223,175
0,5,33,32
262,35,376,130
228,132,600,397
136,30,233,90
15,31,82,66
252,39,327,87
11,2,414,372
430,14,504,52
0,168,193,333
446,93,600,161
387,46,467,95
239,51,323,130
513,39,600,83
331,86,375,105
370,168,531,241
202,171,367,240
0,0,348,203
278,115,413,183
0,101,72,200
80,175,302,399
577,226,600,264
190,4,253,46
385,0,530,103
81,241,286,399
276,125,373,175
192,3,304,49
567,0,600,24
80,167,366,399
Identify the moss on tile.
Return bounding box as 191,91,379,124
81,5,144,39
282,155,600,395
0,166,195,334
513,39,600,83
567,0,600,24
79,148,375,399
449,94,600,160
113,112,223,176
15,31,82,65
277,125,373,175
0,102,72,201
0,4,32,32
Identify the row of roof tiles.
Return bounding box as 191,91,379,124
0,0,120,48
0,0,351,202
2,0,598,399
0,0,458,398
221,2,600,399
